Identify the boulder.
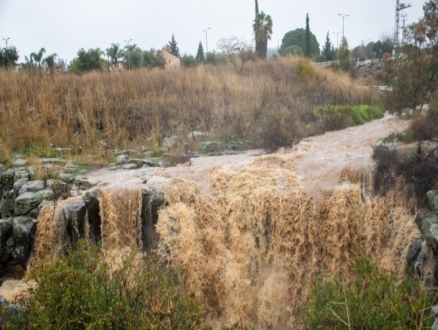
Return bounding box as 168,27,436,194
59,199,87,249
161,136,183,152
1,169,16,185
18,180,45,195
83,190,101,243
46,179,67,192
116,154,129,164
74,176,100,190
0,218,13,248
59,173,74,183
420,140,438,160
12,216,37,266
427,190,438,213
406,239,426,275
12,158,27,167
161,152,188,167
141,185,165,250
0,190,15,218
14,170,29,181
122,163,139,170
14,192,41,216
201,141,224,153
13,178,29,196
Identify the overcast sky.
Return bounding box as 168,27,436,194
0,0,426,63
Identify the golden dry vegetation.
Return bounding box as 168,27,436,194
0,57,375,162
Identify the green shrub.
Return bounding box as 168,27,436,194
302,259,435,330
315,104,385,131
8,240,206,329
295,58,315,83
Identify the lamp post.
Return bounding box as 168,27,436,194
2,38,10,48
338,14,349,38
202,28,211,54
333,31,342,61
124,38,132,70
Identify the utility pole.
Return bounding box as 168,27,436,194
2,38,10,48
338,13,349,38
124,39,132,70
202,28,211,54
401,13,407,48
333,31,342,61
394,0,411,51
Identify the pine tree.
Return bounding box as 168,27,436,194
304,13,311,57
255,0,259,15
322,31,334,61
196,41,205,63
339,36,351,71
168,34,180,58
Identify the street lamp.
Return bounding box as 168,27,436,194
202,28,211,54
338,14,349,38
124,38,132,70
333,31,342,61
2,38,10,48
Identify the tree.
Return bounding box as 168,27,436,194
281,45,303,57
0,47,19,68
305,14,311,57
30,48,46,67
168,34,180,58
322,31,335,61
255,0,260,55
196,41,205,63
74,48,103,72
142,50,166,69
339,36,351,71
280,29,320,56
43,53,57,73
382,0,438,112
217,37,255,74
181,54,197,68
253,11,273,59
106,43,122,69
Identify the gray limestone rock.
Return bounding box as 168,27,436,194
59,199,87,249
59,173,74,183
83,190,101,243
201,141,224,153
161,136,183,152
1,169,16,185
12,216,37,266
75,176,100,190
14,192,41,216
428,190,438,213
18,180,45,195
141,185,165,250
12,158,27,167
116,155,129,164
14,170,29,181
0,218,13,248
122,163,139,170
13,178,29,196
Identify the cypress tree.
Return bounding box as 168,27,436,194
305,13,311,57
196,41,205,63
168,34,180,58
322,31,334,61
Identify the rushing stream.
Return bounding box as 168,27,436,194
1,113,421,329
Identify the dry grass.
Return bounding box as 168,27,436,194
0,57,375,159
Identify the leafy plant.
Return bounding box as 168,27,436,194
9,240,206,329
302,258,435,330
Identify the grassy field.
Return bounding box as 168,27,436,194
0,57,376,163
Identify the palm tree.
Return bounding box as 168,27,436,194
106,43,122,69
253,11,273,60
43,53,57,73
30,48,46,67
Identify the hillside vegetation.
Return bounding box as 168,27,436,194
0,57,375,162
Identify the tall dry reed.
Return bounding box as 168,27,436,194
0,57,374,156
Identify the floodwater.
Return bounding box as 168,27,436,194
3,113,419,329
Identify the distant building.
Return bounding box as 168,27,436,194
160,50,180,71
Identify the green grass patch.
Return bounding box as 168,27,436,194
315,104,385,131
301,258,435,330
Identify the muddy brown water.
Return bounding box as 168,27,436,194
2,113,419,329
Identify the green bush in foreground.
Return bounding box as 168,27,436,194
8,240,206,329
302,259,435,330
315,104,385,131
